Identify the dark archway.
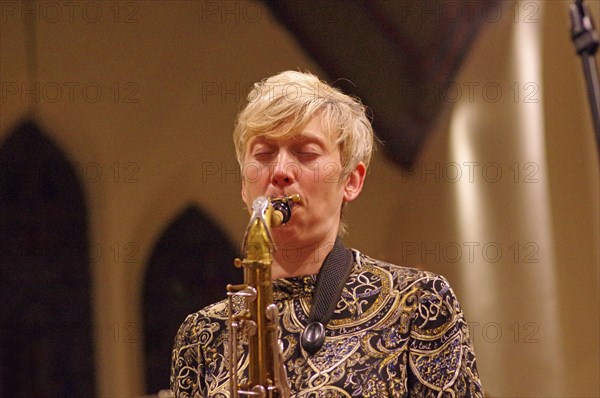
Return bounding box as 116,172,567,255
262,0,496,167
0,120,95,397
143,205,241,393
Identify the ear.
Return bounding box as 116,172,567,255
343,162,366,202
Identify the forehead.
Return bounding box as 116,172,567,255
249,116,337,145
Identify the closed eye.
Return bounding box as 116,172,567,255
294,143,322,158
253,151,276,161
250,143,276,160
296,151,319,159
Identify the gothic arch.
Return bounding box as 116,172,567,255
0,120,95,397
143,205,240,393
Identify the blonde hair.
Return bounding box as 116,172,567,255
233,71,374,178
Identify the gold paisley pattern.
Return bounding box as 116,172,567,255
171,250,484,397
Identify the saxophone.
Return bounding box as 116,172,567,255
227,194,301,398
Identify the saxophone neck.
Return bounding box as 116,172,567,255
241,195,301,262
242,196,275,263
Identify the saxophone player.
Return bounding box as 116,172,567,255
171,71,483,397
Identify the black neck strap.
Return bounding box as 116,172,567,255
300,237,354,354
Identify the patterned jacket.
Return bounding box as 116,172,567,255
171,250,484,397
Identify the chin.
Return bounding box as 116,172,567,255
273,222,294,233
272,223,298,242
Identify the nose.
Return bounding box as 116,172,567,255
271,152,296,187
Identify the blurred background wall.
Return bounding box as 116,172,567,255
1,1,598,397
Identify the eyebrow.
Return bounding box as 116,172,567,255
250,132,327,146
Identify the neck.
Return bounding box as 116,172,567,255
270,237,338,279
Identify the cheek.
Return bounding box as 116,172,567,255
315,160,343,184
240,162,265,184
241,180,248,204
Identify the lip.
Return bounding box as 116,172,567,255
267,192,293,198
267,193,302,203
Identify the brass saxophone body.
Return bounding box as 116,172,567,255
227,194,301,398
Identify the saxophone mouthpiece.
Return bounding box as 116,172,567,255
272,210,284,227
270,194,301,226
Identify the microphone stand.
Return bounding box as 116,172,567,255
570,0,600,156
